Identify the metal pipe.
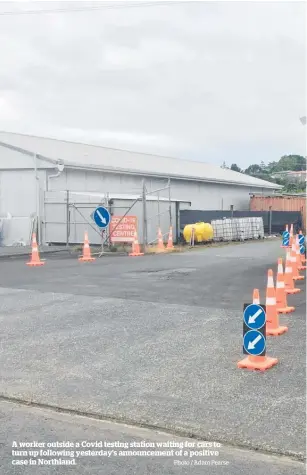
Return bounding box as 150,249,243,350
66,190,70,247
71,205,103,239
146,182,170,195
157,191,160,228
269,206,272,235
142,180,148,246
47,161,65,191
33,153,41,244
147,231,169,246
47,171,62,190
168,178,172,227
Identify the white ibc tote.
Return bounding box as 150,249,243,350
212,217,264,241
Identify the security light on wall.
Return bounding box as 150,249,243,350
57,160,64,172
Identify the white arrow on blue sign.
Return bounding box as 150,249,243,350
300,245,305,255
92,206,111,229
282,231,290,239
243,304,266,330
298,235,305,245
243,330,266,356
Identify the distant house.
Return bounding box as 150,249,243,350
271,170,307,184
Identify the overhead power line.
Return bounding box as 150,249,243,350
0,1,186,16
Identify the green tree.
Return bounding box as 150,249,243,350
237,154,306,192
244,164,262,175
230,163,242,173
267,161,279,173
278,155,306,172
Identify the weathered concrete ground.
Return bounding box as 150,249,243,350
0,240,305,474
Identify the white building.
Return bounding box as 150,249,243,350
0,131,281,246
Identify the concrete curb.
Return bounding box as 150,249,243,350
0,249,69,260
0,249,130,260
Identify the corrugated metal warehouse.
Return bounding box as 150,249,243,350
0,131,281,246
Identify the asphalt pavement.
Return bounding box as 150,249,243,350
0,400,304,475
0,240,305,474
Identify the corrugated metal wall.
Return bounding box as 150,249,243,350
250,195,306,231
0,149,283,246
48,168,271,211
0,169,46,245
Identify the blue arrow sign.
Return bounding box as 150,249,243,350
282,231,290,239
243,304,266,330
92,206,111,229
282,238,289,247
243,330,266,356
300,245,305,255
298,235,305,245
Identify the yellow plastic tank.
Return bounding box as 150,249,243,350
183,222,213,243
183,224,195,243
194,222,214,242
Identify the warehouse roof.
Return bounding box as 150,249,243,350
0,131,281,189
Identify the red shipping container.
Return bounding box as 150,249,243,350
250,195,306,232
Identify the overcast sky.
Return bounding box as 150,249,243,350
0,1,306,168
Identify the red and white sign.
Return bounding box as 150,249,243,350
110,216,137,243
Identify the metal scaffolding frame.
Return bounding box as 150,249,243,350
43,179,174,253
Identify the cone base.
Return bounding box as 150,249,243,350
277,306,295,314
267,326,288,336
298,265,307,270
129,252,144,257
285,288,301,294
26,261,45,266
167,245,174,250
293,275,304,280
237,356,278,371
78,257,96,262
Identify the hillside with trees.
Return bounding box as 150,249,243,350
222,155,306,193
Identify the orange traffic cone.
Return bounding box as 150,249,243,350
291,241,304,281
156,228,165,252
284,250,301,294
299,249,306,266
296,235,306,270
276,258,295,314
252,288,260,304
266,269,288,336
288,224,294,248
129,230,144,257
79,231,95,262
27,233,45,267
167,226,174,250
237,289,278,371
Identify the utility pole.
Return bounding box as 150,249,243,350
168,178,172,227
142,180,148,247
66,190,70,247
34,153,41,244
